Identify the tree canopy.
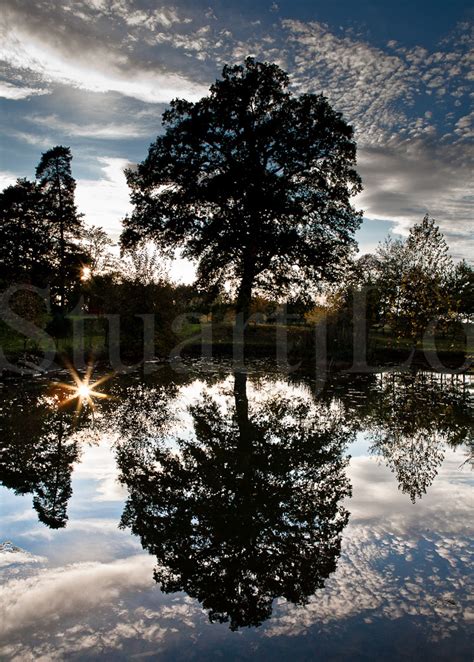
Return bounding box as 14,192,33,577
121,58,362,316
0,178,52,288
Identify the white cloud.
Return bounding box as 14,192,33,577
75,156,197,282
282,19,472,144
355,139,473,259
0,4,471,263
76,157,132,239
454,112,474,138
0,81,50,100
0,9,208,103
265,449,473,639
0,554,155,638
10,130,55,148
1,447,471,657
0,542,46,569
0,171,17,190
27,114,153,139
119,6,189,30
72,434,127,502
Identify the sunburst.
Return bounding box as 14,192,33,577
53,363,113,416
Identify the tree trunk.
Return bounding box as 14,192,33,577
234,371,249,433
236,276,252,325
234,268,253,366
234,370,254,454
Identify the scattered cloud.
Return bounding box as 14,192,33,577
0,81,49,100
76,157,132,238
0,2,471,258
27,114,153,139
265,450,473,639
0,2,208,103
0,447,471,658
282,19,473,144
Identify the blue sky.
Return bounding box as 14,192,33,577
0,0,472,280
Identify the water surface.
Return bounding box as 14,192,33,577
0,361,472,660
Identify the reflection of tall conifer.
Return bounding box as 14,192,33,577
0,392,80,528
32,415,79,529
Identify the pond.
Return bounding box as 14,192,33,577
0,360,472,660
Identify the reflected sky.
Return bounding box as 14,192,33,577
0,363,472,660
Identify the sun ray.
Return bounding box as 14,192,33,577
52,363,114,415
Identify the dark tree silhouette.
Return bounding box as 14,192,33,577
0,390,82,528
117,370,352,629
121,58,362,323
36,146,84,310
31,415,80,528
0,178,53,287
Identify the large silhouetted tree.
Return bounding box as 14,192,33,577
36,146,84,309
118,371,352,629
121,58,362,323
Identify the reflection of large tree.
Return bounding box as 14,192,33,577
0,392,81,528
365,373,473,502
118,372,352,629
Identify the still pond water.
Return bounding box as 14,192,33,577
0,360,472,660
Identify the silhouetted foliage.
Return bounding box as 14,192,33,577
121,58,362,324
80,226,117,277
117,371,352,629
36,146,85,309
0,179,53,288
0,390,82,528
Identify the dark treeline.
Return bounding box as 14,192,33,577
0,59,472,368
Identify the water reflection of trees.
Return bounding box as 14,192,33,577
366,372,472,502
297,370,472,502
0,392,82,528
0,367,190,530
117,371,353,629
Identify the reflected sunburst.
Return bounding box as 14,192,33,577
53,363,113,416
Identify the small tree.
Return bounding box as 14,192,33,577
120,244,168,286
121,58,362,326
376,215,454,343
448,260,474,324
80,226,117,277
